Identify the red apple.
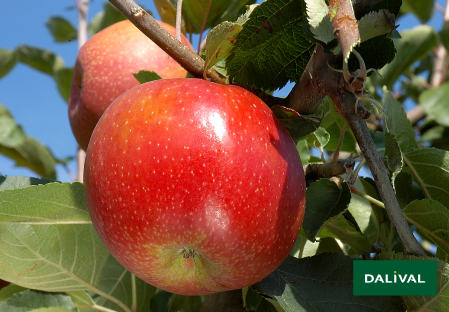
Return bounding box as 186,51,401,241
84,78,306,295
69,20,193,151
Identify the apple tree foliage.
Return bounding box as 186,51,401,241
0,0,449,311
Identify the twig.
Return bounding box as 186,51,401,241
109,0,225,84
175,0,183,42
75,0,89,182
303,159,355,186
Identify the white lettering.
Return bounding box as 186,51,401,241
407,275,417,283
399,274,408,283
365,274,374,283
418,275,426,283
374,275,384,283
385,274,392,283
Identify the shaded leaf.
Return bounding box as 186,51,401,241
303,179,351,241
0,284,27,304
305,127,330,149
227,0,314,91
133,70,162,84
441,21,449,52
53,67,73,103
253,254,405,312
419,82,449,127
205,22,243,71
0,49,18,79
383,87,418,153
16,46,64,76
150,290,172,312
394,171,425,209
385,132,403,190
378,251,448,312
271,106,321,142
182,0,234,33
403,199,449,261
153,0,178,29
168,294,202,312
65,290,95,307
218,0,257,25
324,122,357,153
296,139,311,165
403,148,449,208
46,17,77,43
0,289,75,312
245,287,263,311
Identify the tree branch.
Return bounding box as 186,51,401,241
109,0,226,84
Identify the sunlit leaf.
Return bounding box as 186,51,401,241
305,0,334,44
53,67,73,103
46,16,77,43
419,82,449,127
133,70,162,84
385,132,403,190
0,49,18,79
16,46,64,76
227,0,314,91
205,22,242,71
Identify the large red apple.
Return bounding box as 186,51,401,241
69,20,193,151
84,78,306,295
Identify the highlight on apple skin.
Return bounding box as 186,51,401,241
68,20,193,151
84,78,306,295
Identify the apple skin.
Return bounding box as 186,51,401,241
84,78,306,295
69,20,193,151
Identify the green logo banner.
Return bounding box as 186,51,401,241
353,260,437,296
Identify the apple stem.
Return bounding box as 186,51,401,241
175,0,183,42
131,273,137,312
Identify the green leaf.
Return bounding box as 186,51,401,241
305,0,334,44
403,199,449,261
88,3,127,35
150,290,172,312
305,127,330,149
0,289,75,312
46,17,77,43
419,82,449,127
153,0,178,29
16,46,64,76
65,290,95,307
303,179,351,241
358,10,397,43
374,25,438,88
253,254,405,312
227,0,314,91
0,136,58,180
0,175,55,191
0,49,18,79
441,21,449,52
217,0,257,25
245,287,263,311
0,182,89,224
182,0,234,33
403,148,449,208
205,22,243,71
0,116,26,148
133,70,162,84
385,132,403,190
95,256,155,312
296,139,311,165
324,122,357,153
0,284,27,304
378,251,448,311
271,106,321,142
323,214,373,255
394,171,425,209
383,87,418,153
401,0,434,23
53,67,73,103
168,294,202,312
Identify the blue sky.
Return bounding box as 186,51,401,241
0,1,444,182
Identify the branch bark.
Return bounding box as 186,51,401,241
109,0,226,84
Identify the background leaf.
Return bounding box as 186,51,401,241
45,17,77,43
133,70,162,84
401,0,434,23
0,289,75,312
16,46,64,76
88,3,127,35
419,82,449,127
271,106,321,142
53,67,74,103
227,0,314,91
253,254,405,312
0,49,18,79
